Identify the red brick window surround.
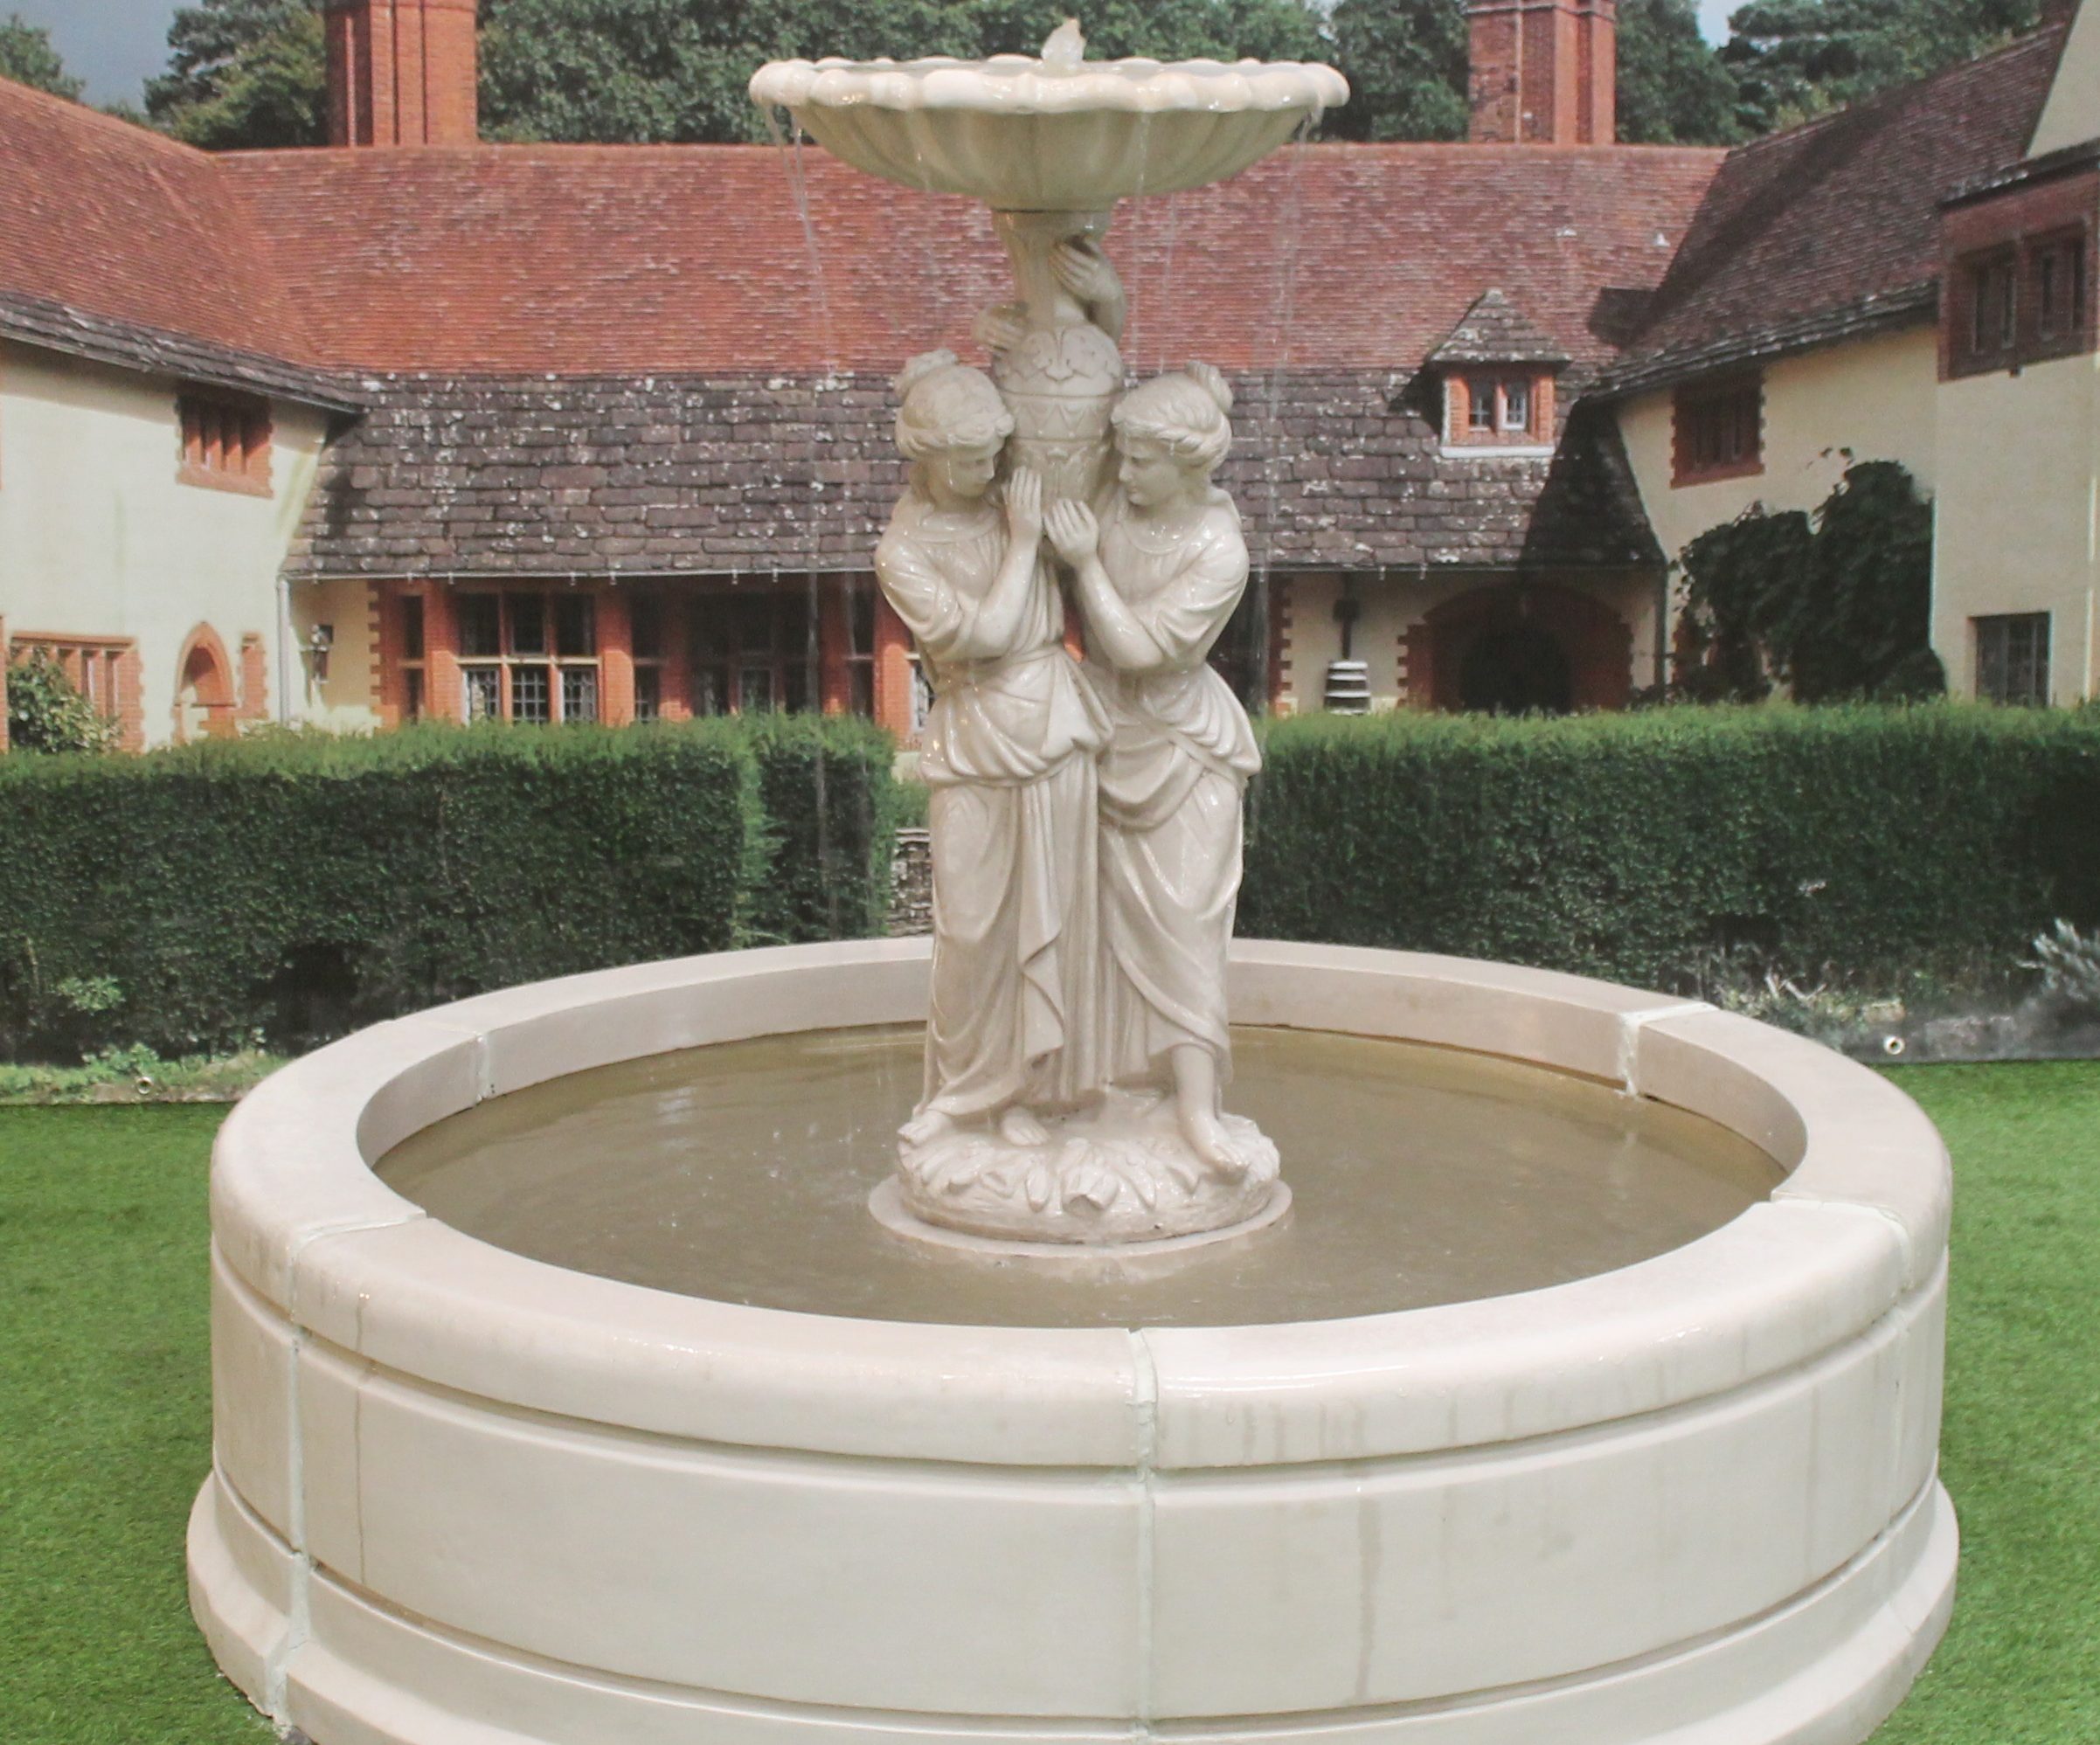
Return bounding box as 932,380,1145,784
177,391,273,495
1947,230,2093,377
455,589,600,724
1671,374,1764,487
10,634,142,748
1444,372,1553,447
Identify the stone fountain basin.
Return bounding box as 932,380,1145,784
750,56,1347,208
190,938,1954,1745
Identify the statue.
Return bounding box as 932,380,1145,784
875,353,1109,1159
878,266,1281,1246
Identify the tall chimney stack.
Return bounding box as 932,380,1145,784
1467,0,1617,145
324,0,479,148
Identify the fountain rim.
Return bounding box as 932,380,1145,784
211,937,1948,1470
748,54,1349,118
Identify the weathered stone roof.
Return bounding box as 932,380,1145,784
1424,289,1571,367
285,368,1657,580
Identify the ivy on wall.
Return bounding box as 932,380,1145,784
1674,459,1944,704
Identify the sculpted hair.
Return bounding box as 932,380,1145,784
894,350,1015,460
1111,363,1235,473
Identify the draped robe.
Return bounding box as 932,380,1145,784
875,488,1110,1119
1085,491,1261,1086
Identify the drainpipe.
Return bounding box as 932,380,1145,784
276,574,293,725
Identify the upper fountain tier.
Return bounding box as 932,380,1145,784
749,21,1347,212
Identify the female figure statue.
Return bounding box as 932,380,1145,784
1045,365,1277,1188
875,351,1109,1169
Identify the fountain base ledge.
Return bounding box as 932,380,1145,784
190,938,1957,1745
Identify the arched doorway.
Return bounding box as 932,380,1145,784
175,627,236,743
1459,623,1573,715
1408,582,1634,714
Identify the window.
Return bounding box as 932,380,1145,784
392,593,426,724
1949,232,2092,376
1974,613,2050,705
630,589,666,722
177,391,272,495
844,580,877,718
454,589,600,724
1671,375,1763,485
1445,373,1550,447
686,591,811,716
10,635,134,732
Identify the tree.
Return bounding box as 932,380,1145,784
1674,459,1942,704
1723,0,2042,133
1323,0,1468,142
145,0,327,150
0,13,85,100
481,0,1327,145
1617,0,1744,144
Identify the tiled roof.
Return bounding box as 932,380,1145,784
0,78,318,376
1426,289,1571,365
1618,26,2066,387
287,369,1658,579
218,142,1720,376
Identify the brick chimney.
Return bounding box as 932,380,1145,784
1467,0,1617,146
323,0,479,148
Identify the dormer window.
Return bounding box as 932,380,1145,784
1425,290,1567,457
1443,372,1553,449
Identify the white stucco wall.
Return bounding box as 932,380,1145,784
1617,325,1943,574
2028,1,2100,159
0,342,328,747
1933,350,2100,703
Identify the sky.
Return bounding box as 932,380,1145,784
10,0,1742,110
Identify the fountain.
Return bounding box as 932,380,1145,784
188,25,1955,1745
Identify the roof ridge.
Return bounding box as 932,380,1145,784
0,74,212,163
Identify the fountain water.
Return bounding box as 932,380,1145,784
189,24,1955,1745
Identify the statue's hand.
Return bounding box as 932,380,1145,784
973,302,1028,356
1052,239,1122,307
1004,467,1044,544
1045,498,1099,565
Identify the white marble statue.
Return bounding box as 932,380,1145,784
1044,365,1274,1187
875,353,1110,1158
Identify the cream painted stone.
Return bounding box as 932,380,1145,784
208,1249,298,1538
191,941,1955,1745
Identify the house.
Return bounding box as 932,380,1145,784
2,0,2095,751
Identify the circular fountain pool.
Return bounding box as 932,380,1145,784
190,938,1955,1745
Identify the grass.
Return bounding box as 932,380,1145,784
0,1067,2095,1743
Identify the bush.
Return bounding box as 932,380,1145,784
0,717,895,1061
1242,703,2100,994
5,649,119,756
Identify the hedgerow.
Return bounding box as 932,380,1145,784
1243,703,2100,994
0,717,895,1061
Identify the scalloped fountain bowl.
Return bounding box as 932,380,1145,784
749,48,1348,209
189,938,1955,1745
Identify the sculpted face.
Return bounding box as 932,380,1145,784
1115,433,1189,512
925,440,1002,510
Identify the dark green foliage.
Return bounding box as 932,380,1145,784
744,713,904,944
482,0,1325,144
1323,0,1469,142
0,12,84,100
4,650,119,757
1676,459,1942,704
1242,704,2100,994
1616,0,1746,144
1722,0,2044,134
145,0,327,149
0,717,894,1062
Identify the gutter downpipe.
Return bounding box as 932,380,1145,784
276,574,294,726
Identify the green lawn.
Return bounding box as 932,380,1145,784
1,1067,2095,1743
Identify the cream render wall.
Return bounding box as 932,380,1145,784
0,343,328,746
1933,350,2100,702
2029,0,2099,158
1617,326,1943,576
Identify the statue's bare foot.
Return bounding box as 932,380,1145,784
898,1108,956,1149
998,1106,1050,1147
1180,1108,1249,1182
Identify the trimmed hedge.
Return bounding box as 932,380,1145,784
0,717,897,1061
1243,704,2100,994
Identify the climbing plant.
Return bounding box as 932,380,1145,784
1674,458,1943,704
